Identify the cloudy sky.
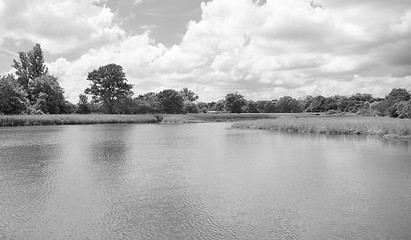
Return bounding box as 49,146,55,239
1,0,411,102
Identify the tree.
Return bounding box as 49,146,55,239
243,100,259,113
180,88,199,102
12,43,48,96
85,63,133,114
135,92,162,113
157,89,184,114
225,92,246,113
29,75,66,114
0,74,28,114
307,95,326,112
276,96,303,113
77,94,91,114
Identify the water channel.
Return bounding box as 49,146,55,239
1,123,410,239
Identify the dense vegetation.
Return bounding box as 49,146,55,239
1,44,411,120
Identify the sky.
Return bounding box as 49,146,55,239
1,0,411,102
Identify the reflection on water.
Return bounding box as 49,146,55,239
1,123,411,239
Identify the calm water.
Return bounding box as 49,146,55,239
1,123,411,239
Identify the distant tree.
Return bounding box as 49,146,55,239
180,88,199,102
157,89,184,114
307,95,326,112
225,92,246,113
243,100,259,113
0,74,28,114
85,63,133,114
77,94,91,114
12,43,48,96
276,96,303,113
373,88,410,116
135,92,162,113
183,101,199,113
386,88,410,103
396,101,411,119
29,75,66,114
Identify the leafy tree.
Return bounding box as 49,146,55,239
396,101,411,119
180,88,199,102
85,63,133,114
135,92,162,113
77,94,91,114
307,95,326,112
0,74,28,114
225,92,246,113
183,101,199,113
243,100,259,113
157,89,184,114
276,96,303,113
29,75,66,114
12,43,48,96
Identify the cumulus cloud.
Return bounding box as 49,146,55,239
41,0,411,102
0,0,124,54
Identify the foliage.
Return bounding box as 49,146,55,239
77,94,91,114
157,89,184,114
225,92,246,113
180,88,199,102
276,96,303,113
183,101,199,113
0,74,28,114
243,100,259,113
85,63,133,114
12,43,48,97
29,75,67,114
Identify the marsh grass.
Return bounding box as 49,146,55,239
0,114,158,126
233,116,411,139
0,112,316,127
160,113,303,123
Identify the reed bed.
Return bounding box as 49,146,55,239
233,116,411,139
0,114,158,127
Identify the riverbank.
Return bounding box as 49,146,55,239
232,115,411,140
0,113,296,127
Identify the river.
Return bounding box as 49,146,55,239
1,123,411,239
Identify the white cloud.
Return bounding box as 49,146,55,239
43,0,411,102
0,0,124,54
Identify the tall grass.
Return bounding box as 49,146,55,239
161,113,302,123
233,116,411,139
0,114,158,127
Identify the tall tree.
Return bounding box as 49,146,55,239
85,63,133,114
0,74,28,114
157,89,184,114
276,96,303,113
225,92,246,113
12,43,48,94
30,75,66,114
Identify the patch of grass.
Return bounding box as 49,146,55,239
161,113,307,123
0,112,320,127
0,114,158,127
233,115,411,139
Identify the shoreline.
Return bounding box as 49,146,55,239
232,116,411,140
1,113,411,140
0,113,290,127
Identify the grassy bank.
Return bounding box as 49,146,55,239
160,113,297,123
0,114,158,126
233,115,411,139
0,113,294,127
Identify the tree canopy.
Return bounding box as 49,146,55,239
225,92,246,113
85,63,133,114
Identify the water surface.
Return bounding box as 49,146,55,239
1,123,410,239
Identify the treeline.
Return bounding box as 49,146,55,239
1,44,411,119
